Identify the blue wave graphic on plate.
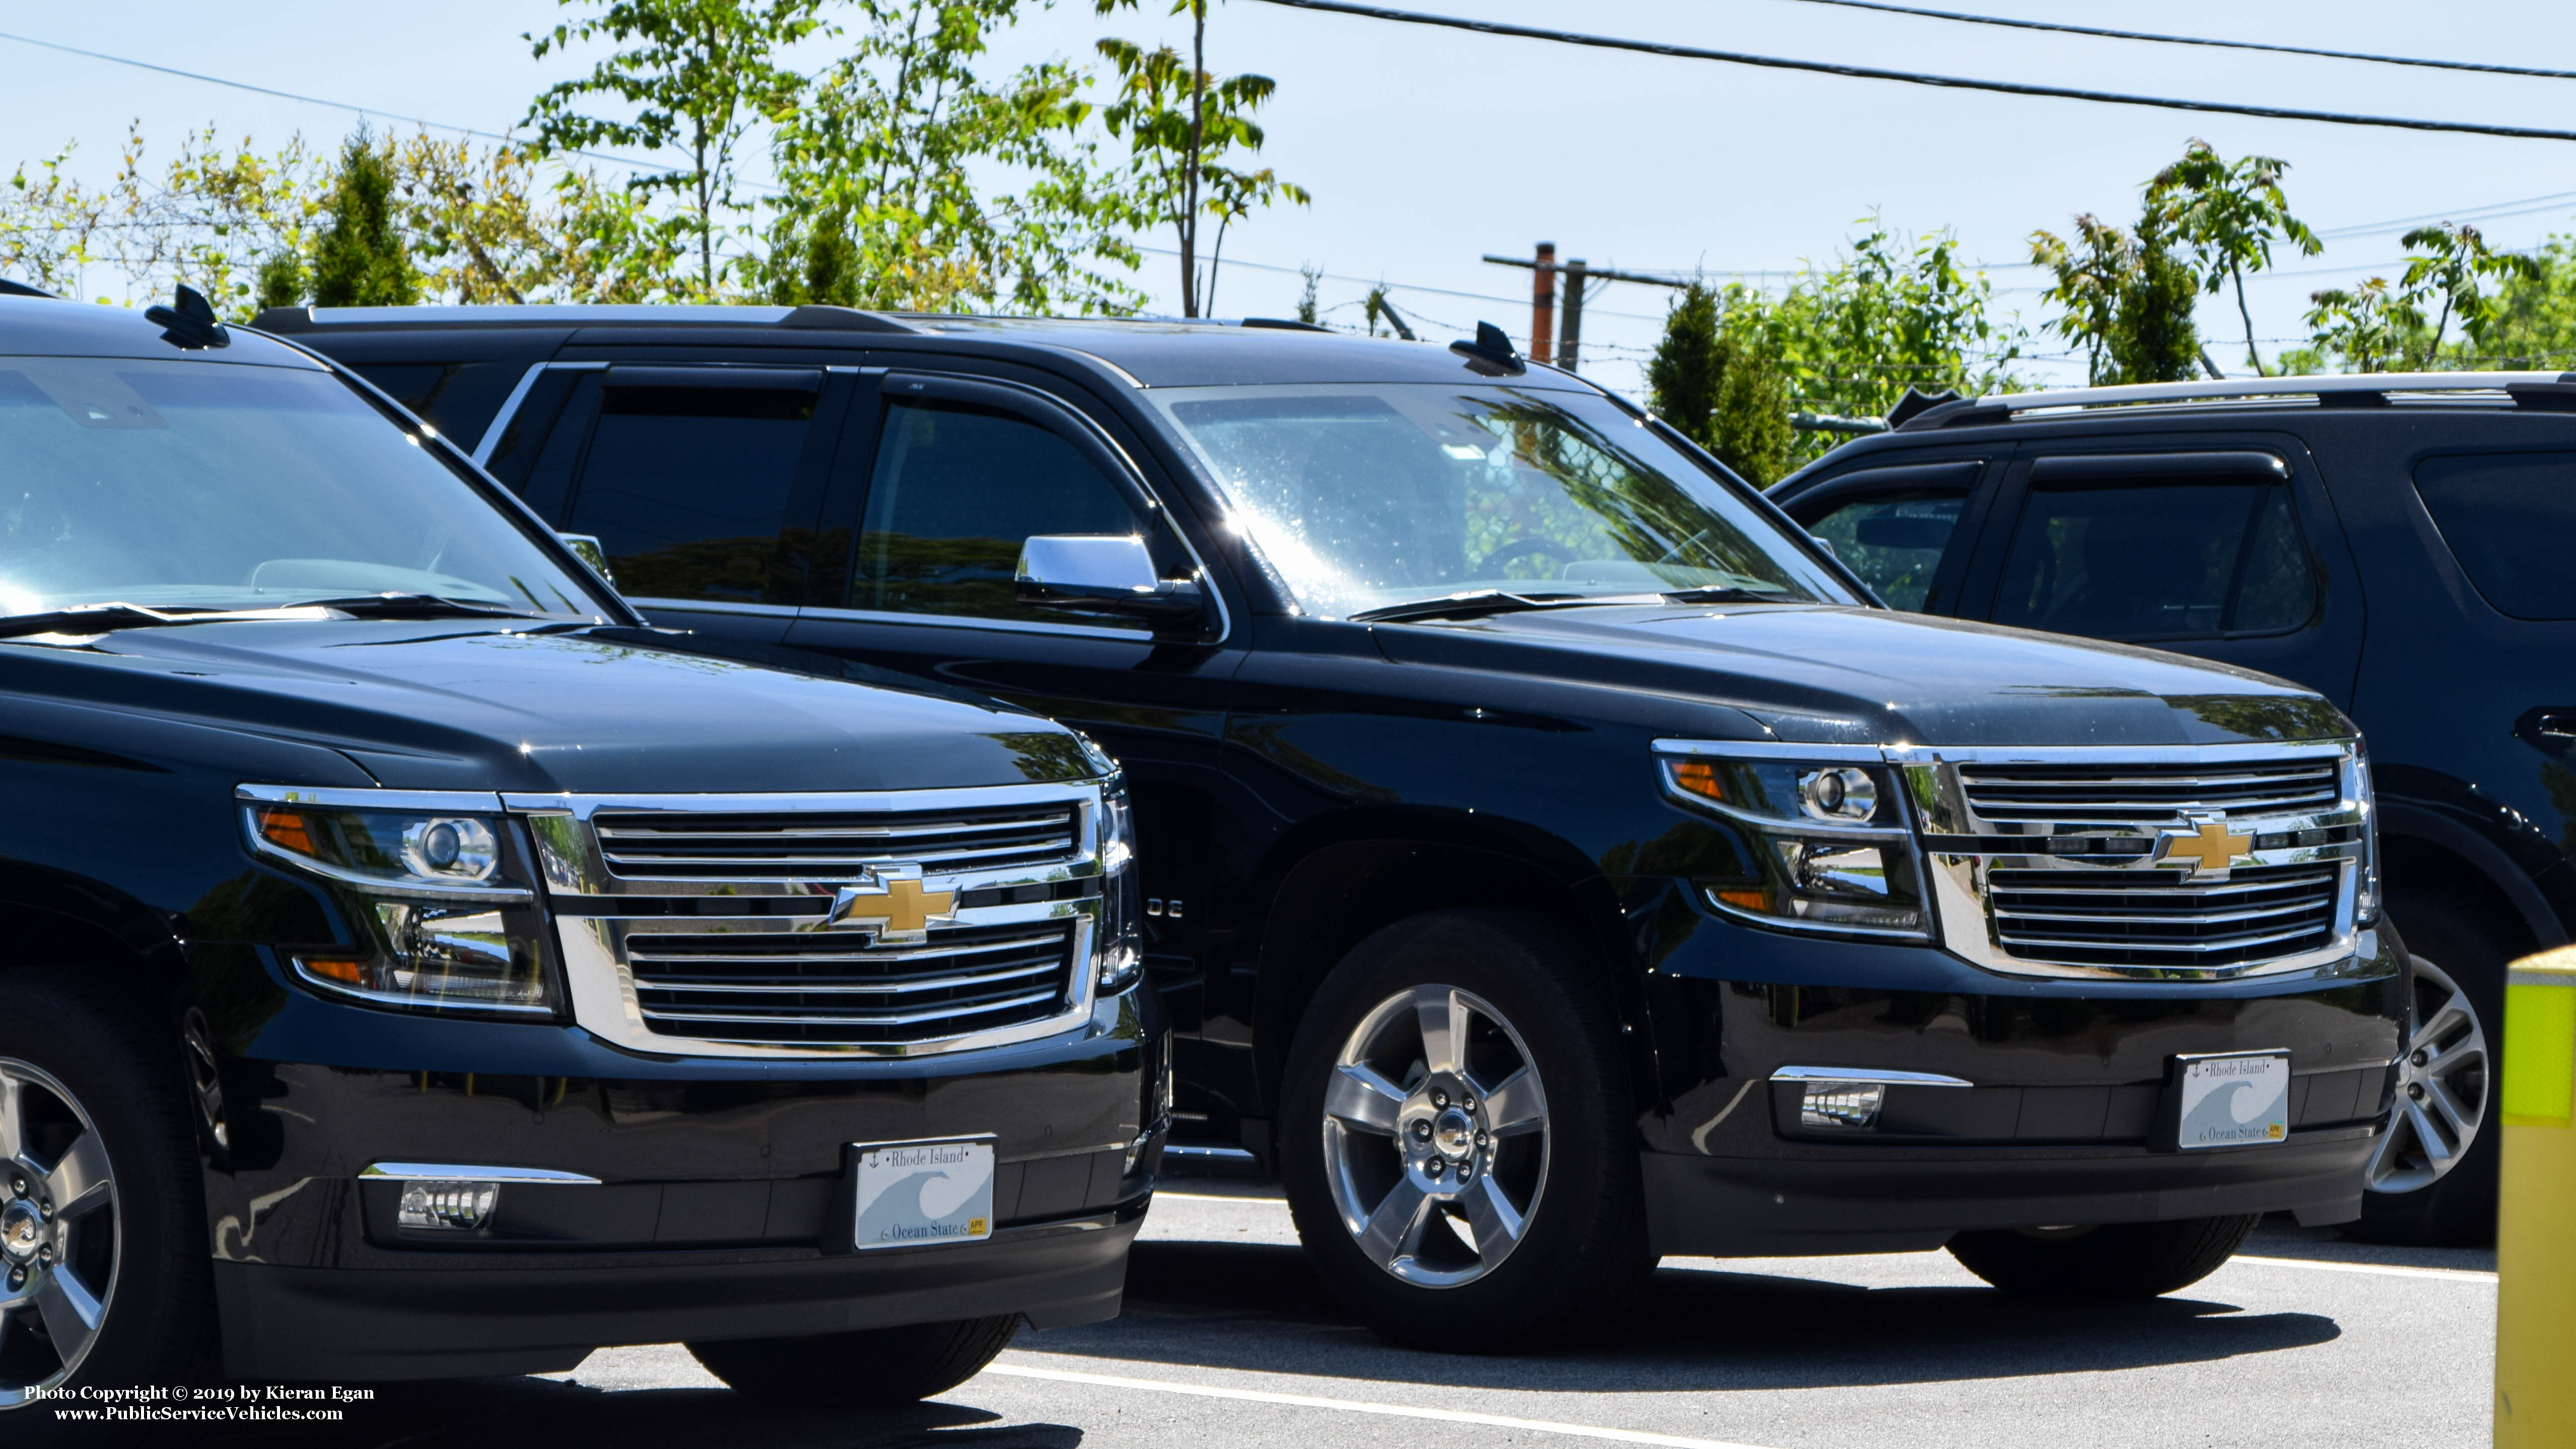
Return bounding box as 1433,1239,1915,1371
2180,1075,2288,1146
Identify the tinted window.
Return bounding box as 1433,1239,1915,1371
562,380,818,604
349,361,525,447
1993,477,2313,639
2414,452,2576,620
1805,492,1963,611
851,400,1155,628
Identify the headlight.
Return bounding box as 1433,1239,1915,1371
2345,741,2380,924
1096,783,1144,993
242,791,556,1016
1658,747,1931,938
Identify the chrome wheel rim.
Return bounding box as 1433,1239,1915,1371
1320,985,1548,1288
0,1058,118,1410
2366,954,2489,1196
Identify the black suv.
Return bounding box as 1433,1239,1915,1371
0,292,1159,1413
1771,371,2576,1244
277,304,2406,1348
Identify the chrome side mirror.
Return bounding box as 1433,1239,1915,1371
1014,534,1203,635
557,532,616,587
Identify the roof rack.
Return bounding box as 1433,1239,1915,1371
250,303,919,334
1905,370,2576,429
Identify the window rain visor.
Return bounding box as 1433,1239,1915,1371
0,358,604,619
1146,385,1850,619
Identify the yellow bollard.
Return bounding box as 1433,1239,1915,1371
2496,944,2576,1446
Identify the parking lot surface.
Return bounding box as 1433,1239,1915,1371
211,1179,2495,1449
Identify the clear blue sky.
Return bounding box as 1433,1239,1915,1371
8,1,2575,399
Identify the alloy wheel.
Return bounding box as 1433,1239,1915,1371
2366,955,2489,1196
1319,984,1549,1287
0,1058,118,1410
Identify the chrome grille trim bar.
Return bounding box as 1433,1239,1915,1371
521,781,1107,1059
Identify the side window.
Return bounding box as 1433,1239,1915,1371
348,360,527,446
1992,474,2314,640
2413,452,2576,619
561,375,821,604
1803,492,1964,611
851,399,1162,629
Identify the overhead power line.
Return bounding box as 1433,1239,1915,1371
0,28,687,179
1767,0,2576,82
1243,0,2576,142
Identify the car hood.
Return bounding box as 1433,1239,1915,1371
1368,603,2350,747
0,621,1091,793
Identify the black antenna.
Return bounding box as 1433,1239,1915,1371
145,284,230,350
1450,321,1524,377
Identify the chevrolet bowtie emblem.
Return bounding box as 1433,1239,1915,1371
827,871,957,944
2157,818,2253,878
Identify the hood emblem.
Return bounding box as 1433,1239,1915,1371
827,868,957,944
2155,817,2253,879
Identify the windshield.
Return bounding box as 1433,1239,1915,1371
1147,384,1849,619
0,357,604,619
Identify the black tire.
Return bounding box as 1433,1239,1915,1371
0,968,214,1420
1278,910,1651,1353
2349,892,2504,1247
687,1314,1019,1407
1948,1214,2261,1302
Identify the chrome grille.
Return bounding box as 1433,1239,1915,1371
1958,759,2340,824
518,782,1105,1059
1985,863,2340,971
627,921,1076,1046
591,803,1079,880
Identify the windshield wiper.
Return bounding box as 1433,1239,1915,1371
1659,586,1802,604
1348,590,1667,624
284,592,562,623
0,602,337,640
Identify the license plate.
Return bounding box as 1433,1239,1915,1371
853,1138,995,1250
2175,1052,2292,1150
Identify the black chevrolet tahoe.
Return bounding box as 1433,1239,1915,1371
1770,371,2576,1245
0,290,1160,1414
274,302,2408,1351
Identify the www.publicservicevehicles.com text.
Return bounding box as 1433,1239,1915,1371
32,1384,373,1423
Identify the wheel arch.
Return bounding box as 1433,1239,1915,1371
2377,802,2563,956
1242,818,1653,1153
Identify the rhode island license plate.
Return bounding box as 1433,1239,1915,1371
2174,1052,2292,1150
853,1138,995,1250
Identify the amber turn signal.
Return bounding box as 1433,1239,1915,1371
1669,760,1728,801
297,954,369,985
258,807,317,857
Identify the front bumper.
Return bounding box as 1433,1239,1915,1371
1624,890,2407,1257
196,953,1165,1379
214,1204,1143,1382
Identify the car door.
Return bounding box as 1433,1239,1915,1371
1966,444,2367,707
490,362,851,644
1775,457,1998,613
781,370,1248,1038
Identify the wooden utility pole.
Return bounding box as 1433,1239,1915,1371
1559,259,1589,372
1529,242,1556,366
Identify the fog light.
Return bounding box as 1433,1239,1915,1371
398,1181,498,1230
1797,767,1878,822
1800,1082,1885,1130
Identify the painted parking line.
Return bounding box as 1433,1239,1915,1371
2226,1254,2497,1284
984,1361,1779,1448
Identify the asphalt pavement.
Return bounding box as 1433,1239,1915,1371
199,1178,2496,1449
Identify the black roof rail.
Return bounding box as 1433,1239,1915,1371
1239,317,1332,332
0,278,61,299
250,304,920,334
1900,371,2576,429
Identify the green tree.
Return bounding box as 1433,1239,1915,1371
1093,0,1302,315
763,0,1142,314
2397,221,2542,368
2300,277,2415,373
1646,282,1795,485
1754,221,2021,434
2105,208,2201,383
2029,213,2133,386
1295,261,1320,323
2149,139,2320,376
2463,232,2576,369
524,0,827,293
310,134,420,307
